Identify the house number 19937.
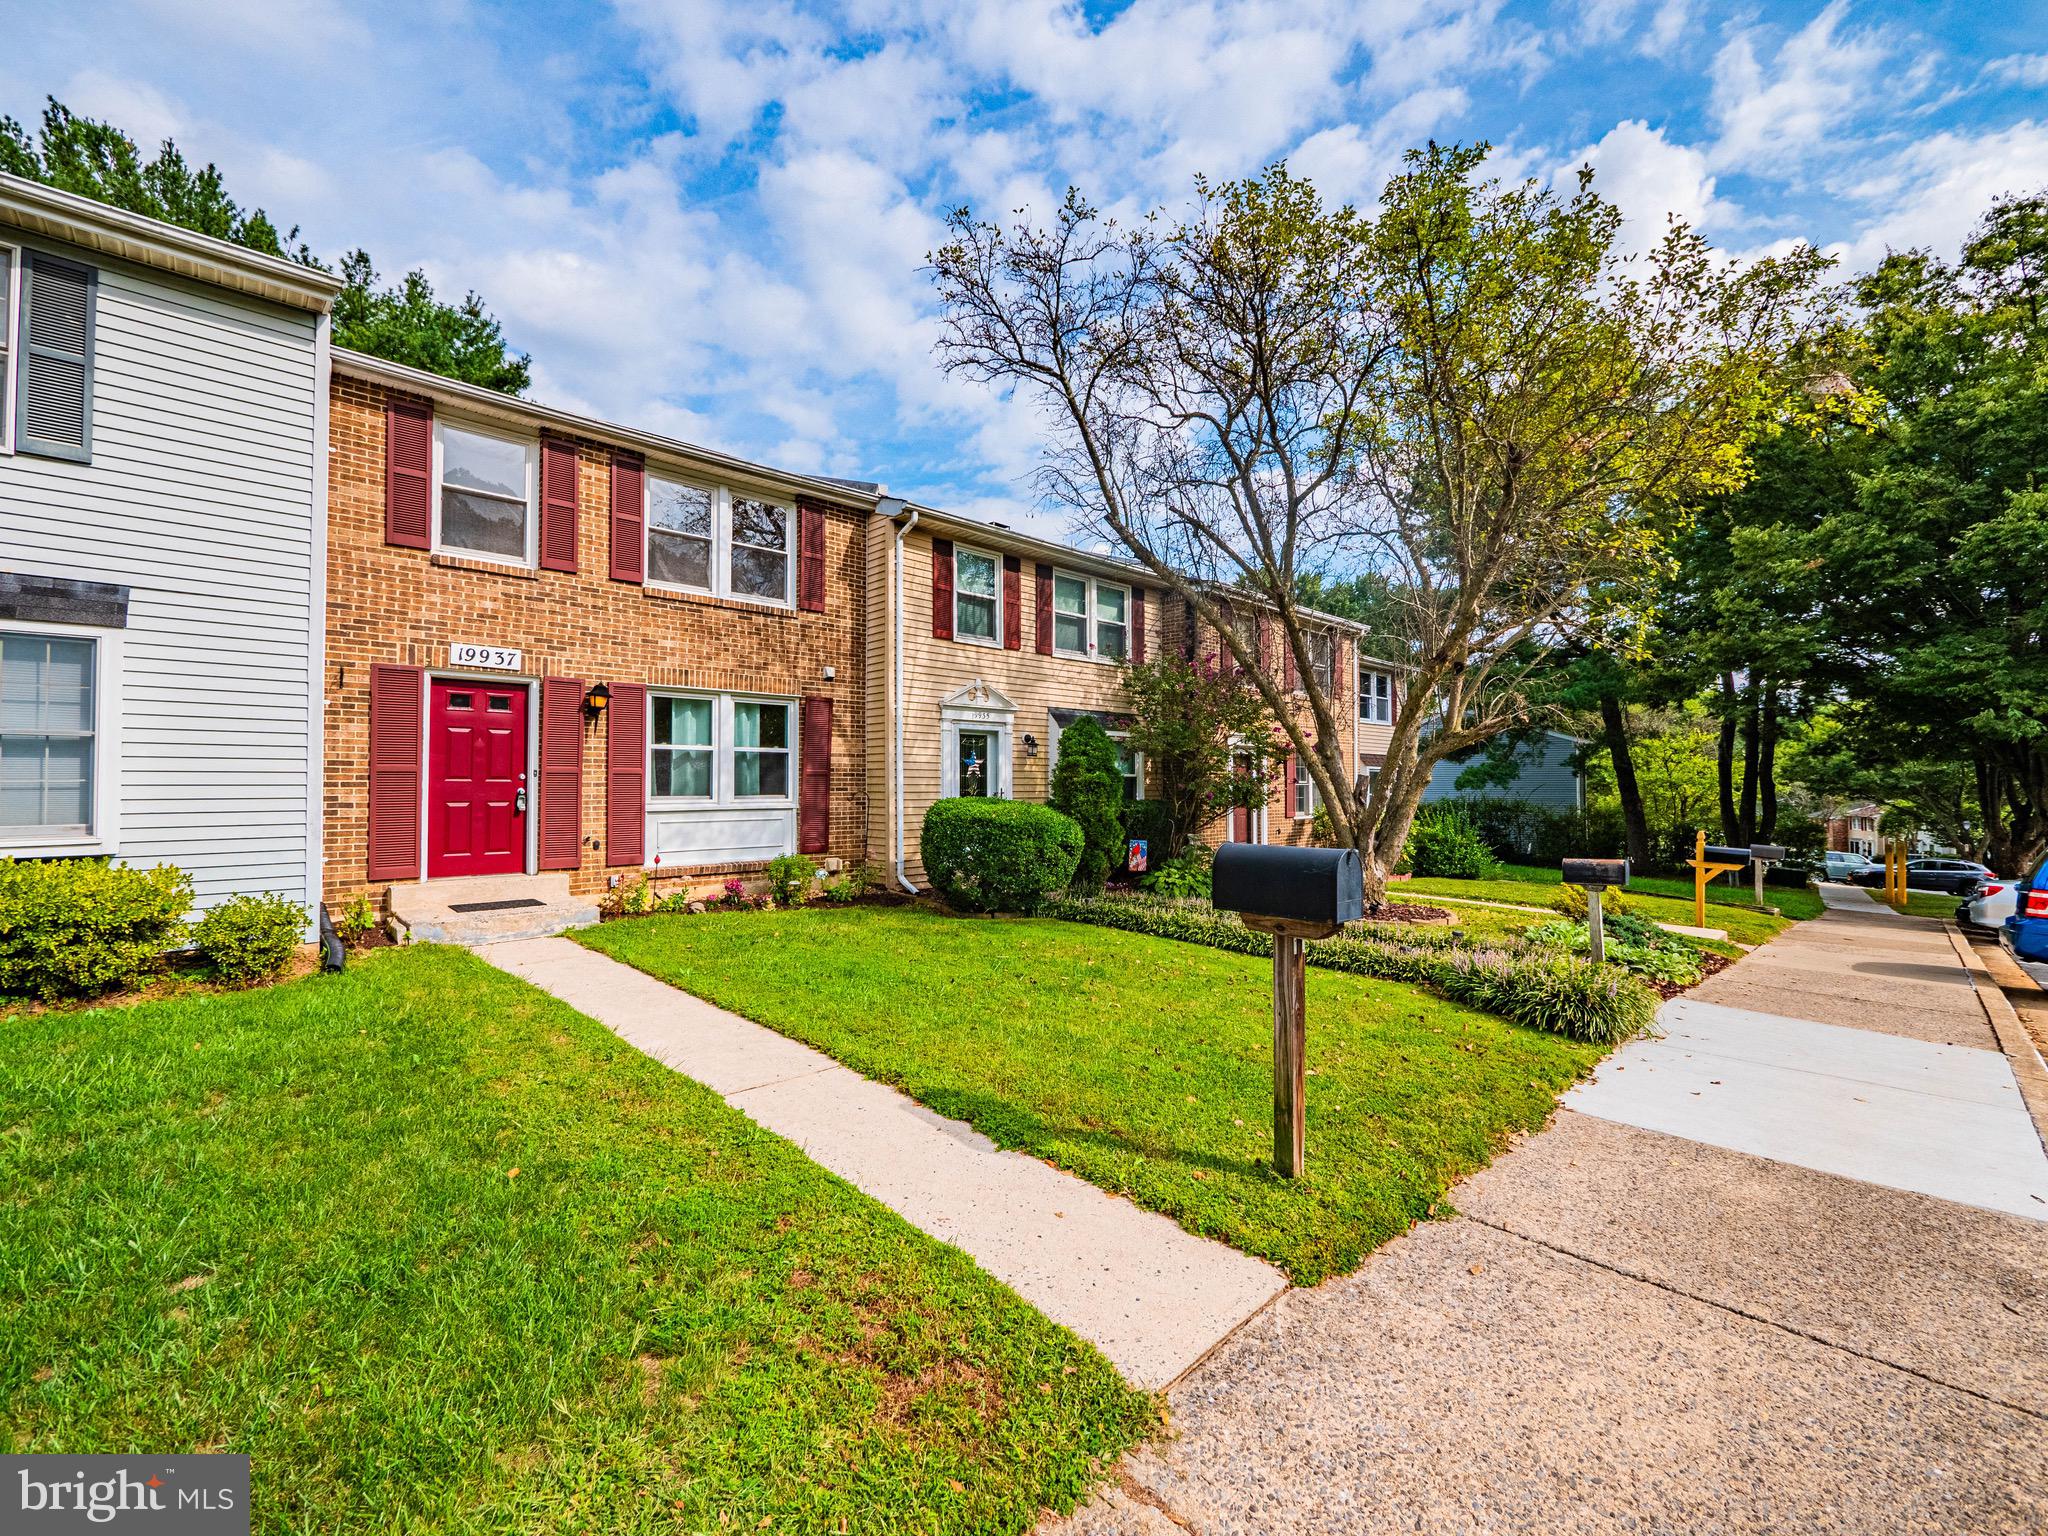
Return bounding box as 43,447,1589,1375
448,643,524,672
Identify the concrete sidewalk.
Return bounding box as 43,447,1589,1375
1049,885,2048,1534
477,936,1285,1391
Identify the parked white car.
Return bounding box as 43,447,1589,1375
1823,850,1880,882
1959,877,2018,933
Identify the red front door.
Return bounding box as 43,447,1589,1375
428,680,529,878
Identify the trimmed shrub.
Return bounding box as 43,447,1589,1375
1404,802,1498,880
193,893,308,984
1041,892,1655,1044
0,857,192,1001
1119,798,1172,873
1049,717,1125,891
923,798,1083,914
1140,842,1214,900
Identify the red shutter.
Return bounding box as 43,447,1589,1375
931,537,954,640
1002,555,1021,651
799,695,833,854
538,677,584,870
1284,752,1298,818
1035,564,1054,655
540,439,579,572
384,395,432,549
606,684,647,866
798,501,827,613
1283,626,1298,692
1132,588,1146,663
367,664,423,880
610,452,645,584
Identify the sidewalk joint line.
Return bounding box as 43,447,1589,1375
1461,1214,2048,1424
1116,1470,1198,1534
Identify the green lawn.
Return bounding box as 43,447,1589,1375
578,909,1606,1285
0,946,1150,1533
1401,861,1818,946
1886,891,1960,920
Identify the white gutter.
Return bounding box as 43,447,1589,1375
887,499,921,893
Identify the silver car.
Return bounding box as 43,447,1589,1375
1823,850,1880,882
1960,877,2018,933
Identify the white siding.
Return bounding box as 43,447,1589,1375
1423,732,1585,811
1,231,320,910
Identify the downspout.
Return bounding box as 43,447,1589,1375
888,500,920,892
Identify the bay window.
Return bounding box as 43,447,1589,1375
437,421,534,563
954,548,1000,642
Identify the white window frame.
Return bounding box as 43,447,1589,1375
1359,667,1394,725
645,474,798,610
952,545,1003,648
0,242,17,455
1049,568,1132,663
433,417,538,569
1305,630,1336,696
646,691,797,810
0,619,122,857
942,718,1010,799
1293,765,1319,821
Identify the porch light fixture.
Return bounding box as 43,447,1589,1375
1023,733,1038,759
584,682,612,721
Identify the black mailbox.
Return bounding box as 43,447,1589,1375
1213,844,1364,930
1562,857,1629,888
1703,844,1753,865
1749,843,1787,862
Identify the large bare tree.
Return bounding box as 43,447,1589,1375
932,145,1831,902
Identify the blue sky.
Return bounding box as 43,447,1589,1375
6,1,2045,538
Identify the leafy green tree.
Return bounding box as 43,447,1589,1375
1,96,529,394
933,148,1831,903
1115,657,1276,859
1047,716,1124,891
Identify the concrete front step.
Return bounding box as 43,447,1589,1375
387,873,601,945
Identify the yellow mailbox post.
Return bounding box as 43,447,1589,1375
1687,830,1751,929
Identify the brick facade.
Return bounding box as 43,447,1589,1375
325,371,869,908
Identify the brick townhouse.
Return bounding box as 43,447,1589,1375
324,350,878,928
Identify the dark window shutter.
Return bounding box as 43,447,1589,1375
384,394,432,549
367,664,424,880
1182,597,1197,660
606,684,647,866
538,677,584,870
797,501,827,612
799,695,833,854
1002,555,1021,651
1035,564,1054,655
610,452,645,584
540,439,579,572
931,537,954,640
16,253,96,462
1132,588,1146,663
1284,753,1298,817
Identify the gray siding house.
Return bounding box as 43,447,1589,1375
1422,730,1585,811
0,174,340,911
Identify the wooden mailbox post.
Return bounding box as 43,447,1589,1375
1562,857,1630,963
1212,844,1364,1179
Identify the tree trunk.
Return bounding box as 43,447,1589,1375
1599,690,1650,867
1737,678,1760,846
1717,672,1740,845
1758,682,1780,843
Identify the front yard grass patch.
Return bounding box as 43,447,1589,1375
1401,861,1817,945
0,945,1150,1534
579,909,1607,1285
1886,891,1959,920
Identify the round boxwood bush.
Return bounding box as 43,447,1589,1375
922,798,1083,914
0,856,192,1001
193,892,308,984
1404,802,1498,880
1049,717,1125,891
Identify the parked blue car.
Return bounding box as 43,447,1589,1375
2003,853,2048,963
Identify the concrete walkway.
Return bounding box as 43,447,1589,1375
476,936,1285,1391
1048,885,2048,1534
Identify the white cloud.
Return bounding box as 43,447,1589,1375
1831,119,2048,268
1707,0,1901,171
1563,118,1732,252
1983,54,2048,89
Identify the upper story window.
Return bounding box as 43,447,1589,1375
1051,571,1131,661
11,249,97,463
955,547,1000,642
1359,667,1394,725
0,244,14,452
0,628,98,843
437,421,534,565
645,474,794,607
1306,630,1336,694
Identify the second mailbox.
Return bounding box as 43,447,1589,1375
1703,844,1754,865
1562,857,1630,889
1213,844,1365,930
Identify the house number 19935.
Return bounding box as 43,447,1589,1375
448,643,524,672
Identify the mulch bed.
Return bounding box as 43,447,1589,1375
1650,949,1735,1002
1363,902,1458,926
